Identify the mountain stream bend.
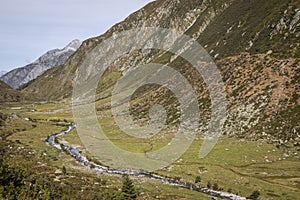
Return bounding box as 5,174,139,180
46,123,247,200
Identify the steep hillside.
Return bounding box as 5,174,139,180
1,39,81,89
90,53,299,150
24,0,300,99
23,0,231,99
0,80,23,102
196,0,300,59
23,0,299,145
220,54,299,146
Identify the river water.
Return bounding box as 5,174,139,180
47,123,247,200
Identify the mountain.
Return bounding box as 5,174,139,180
0,39,81,89
23,0,299,145
1,1,299,199
23,0,232,99
0,80,23,102
24,0,300,99
0,70,7,77
0,80,38,102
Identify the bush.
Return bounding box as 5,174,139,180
207,181,212,189
249,190,260,199
213,183,219,190
62,166,67,175
195,176,201,183
0,156,28,199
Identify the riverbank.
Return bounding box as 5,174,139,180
47,123,247,200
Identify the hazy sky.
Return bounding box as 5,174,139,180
0,0,153,72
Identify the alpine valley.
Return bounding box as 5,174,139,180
0,0,299,199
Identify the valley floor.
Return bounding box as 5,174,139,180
1,102,299,199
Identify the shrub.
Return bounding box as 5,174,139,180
195,176,201,183
207,181,212,189
213,183,219,190
249,190,260,199
62,166,67,175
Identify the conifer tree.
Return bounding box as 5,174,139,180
121,175,137,200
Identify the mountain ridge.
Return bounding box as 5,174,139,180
0,1,299,199
0,80,33,102
1,39,81,89
22,0,300,146
23,0,231,99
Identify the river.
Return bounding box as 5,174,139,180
46,123,247,200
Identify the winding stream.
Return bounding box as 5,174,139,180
47,123,247,200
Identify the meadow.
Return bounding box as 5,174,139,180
1,102,299,199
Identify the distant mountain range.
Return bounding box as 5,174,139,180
0,39,81,89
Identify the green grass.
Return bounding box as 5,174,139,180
0,102,212,199
2,102,299,199
155,137,300,199
136,179,211,199
89,115,300,199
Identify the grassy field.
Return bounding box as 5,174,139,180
1,102,299,199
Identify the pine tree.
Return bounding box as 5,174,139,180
121,175,137,200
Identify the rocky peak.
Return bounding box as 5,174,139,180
64,39,82,51
0,39,81,89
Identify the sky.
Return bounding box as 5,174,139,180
0,0,153,72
